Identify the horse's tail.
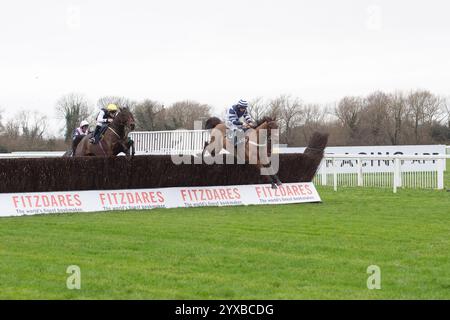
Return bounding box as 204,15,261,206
205,117,222,130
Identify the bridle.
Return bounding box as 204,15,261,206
108,126,121,138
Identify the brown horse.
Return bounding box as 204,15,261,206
75,108,135,157
203,116,282,188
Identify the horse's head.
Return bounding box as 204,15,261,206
114,107,135,131
255,117,278,151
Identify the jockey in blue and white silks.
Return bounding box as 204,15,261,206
226,99,256,131
225,99,256,145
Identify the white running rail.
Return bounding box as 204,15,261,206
314,154,449,192
0,151,66,158
129,130,210,155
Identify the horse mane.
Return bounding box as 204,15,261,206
205,117,223,130
256,116,276,127
113,107,133,125
204,116,276,129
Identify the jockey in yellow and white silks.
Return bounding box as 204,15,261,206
90,104,118,144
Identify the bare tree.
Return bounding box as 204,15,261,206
248,97,270,121
269,95,304,145
385,92,407,145
56,93,92,142
134,100,166,131
0,108,4,135
166,100,211,130
443,97,450,128
335,96,364,144
19,111,48,141
97,96,136,110
406,90,442,144
3,118,21,139
361,91,390,144
297,104,328,145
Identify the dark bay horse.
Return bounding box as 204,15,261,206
203,116,282,188
74,108,135,157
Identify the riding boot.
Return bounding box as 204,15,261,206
90,126,101,144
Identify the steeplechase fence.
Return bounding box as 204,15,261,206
0,129,448,192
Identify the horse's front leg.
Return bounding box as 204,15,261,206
274,174,282,186
269,175,278,189
258,164,278,189
122,141,131,156
203,141,215,157
130,140,135,156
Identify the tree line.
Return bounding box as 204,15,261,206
249,90,449,146
0,89,448,152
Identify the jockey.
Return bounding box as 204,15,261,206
90,103,119,144
226,99,256,145
72,120,90,140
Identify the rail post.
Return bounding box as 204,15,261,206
393,157,401,193
320,159,327,186
437,159,444,189
332,158,337,191
357,158,363,187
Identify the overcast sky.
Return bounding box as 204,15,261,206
1,0,449,135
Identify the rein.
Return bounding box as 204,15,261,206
248,121,276,148
248,140,267,147
108,126,121,138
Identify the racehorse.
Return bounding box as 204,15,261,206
202,116,282,188
63,135,134,157
74,108,136,157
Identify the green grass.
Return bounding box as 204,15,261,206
0,186,449,299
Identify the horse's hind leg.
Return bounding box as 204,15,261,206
202,143,214,157
203,137,217,157
262,170,278,189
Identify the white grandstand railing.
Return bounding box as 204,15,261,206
129,130,210,155
314,154,449,193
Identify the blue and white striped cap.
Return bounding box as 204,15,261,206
237,99,248,108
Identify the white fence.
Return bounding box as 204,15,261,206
313,154,449,192
129,130,210,155
0,151,65,158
